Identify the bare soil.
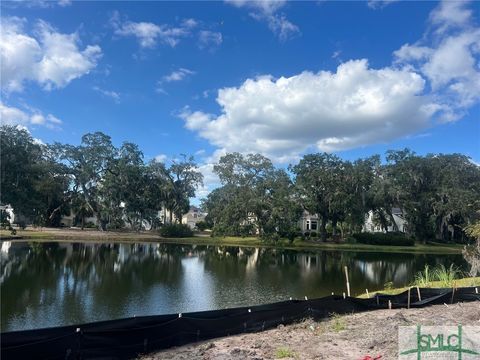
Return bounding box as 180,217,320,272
140,302,480,360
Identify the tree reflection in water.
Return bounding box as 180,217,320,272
1,241,465,331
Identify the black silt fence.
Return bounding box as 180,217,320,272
2,287,479,359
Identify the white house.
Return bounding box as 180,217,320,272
181,206,207,229
298,211,319,233
363,207,407,233
0,205,15,224
297,208,407,234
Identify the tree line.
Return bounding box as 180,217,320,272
202,151,480,244
0,125,203,231
1,125,479,243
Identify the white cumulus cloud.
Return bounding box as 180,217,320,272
0,17,101,93
1,102,63,129
181,59,434,161
394,0,480,121
182,0,480,163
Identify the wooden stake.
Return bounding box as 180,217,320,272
343,292,346,299
416,286,422,301
450,282,456,304
388,300,392,310
407,287,411,309
475,287,478,294
366,289,370,298
344,266,351,297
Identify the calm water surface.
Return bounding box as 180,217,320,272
0,241,466,331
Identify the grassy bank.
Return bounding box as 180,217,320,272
0,228,465,254
358,276,480,298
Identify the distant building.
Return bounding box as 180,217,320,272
298,208,407,234
182,206,206,229
363,208,407,233
298,211,319,233
60,212,98,228
0,205,15,224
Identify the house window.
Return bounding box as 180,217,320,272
310,221,317,230
194,214,197,218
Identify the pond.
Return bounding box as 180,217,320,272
0,241,466,332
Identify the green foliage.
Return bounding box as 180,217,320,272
329,313,346,332
275,347,296,358
433,264,462,287
2,123,478,243
413,264,462,287
195,220,209,231
352,232,414,246
205,153,301,239
159,223,194,238
384,281,394,290
0,210,16,235
463,222,480,276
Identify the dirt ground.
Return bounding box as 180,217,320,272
140,302,480,360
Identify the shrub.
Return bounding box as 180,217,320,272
85,221,96,229
195,221,208,231
413,264,463,287
310,231,318,238
345,236,356,244
352,232,414,246
160,223,194,238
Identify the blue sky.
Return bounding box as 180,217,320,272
1,0,479,199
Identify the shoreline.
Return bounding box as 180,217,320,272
0,228,466,254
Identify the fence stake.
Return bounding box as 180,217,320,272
388,300,392,310
407,287,411,309
343,292,346,299
376,295,379,305
416,286,422,301
344,266,351,297
450,282,456,304
305,296,308,300
366,289,369,298
475,287,478,294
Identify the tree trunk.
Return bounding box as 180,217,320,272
81,215,85,230
387,209,398,232
320,214,328,242
332,217,337,236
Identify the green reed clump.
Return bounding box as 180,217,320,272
413,264,463,287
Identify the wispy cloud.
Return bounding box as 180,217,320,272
161,68,195,83
226,0,300,41
93,86,120,103
198,30,223,50
110,11,196,49
367,0,400,10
